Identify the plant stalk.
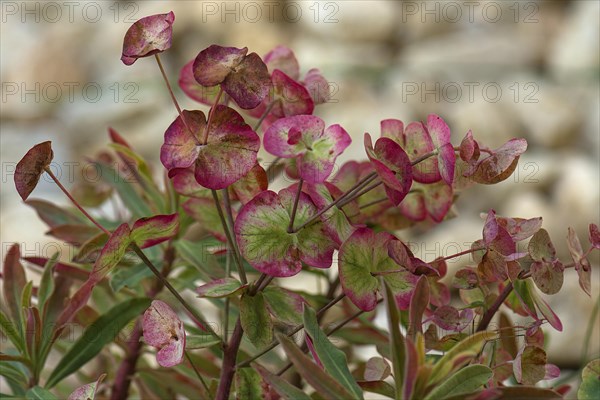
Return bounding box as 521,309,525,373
477,282,513,331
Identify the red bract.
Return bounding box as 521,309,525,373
193,45,271,109
142,300,186,367
264,115,350,183
264,45,300,80
179,59,223,106
466,138,528,184
121,11,175,65
160,107,260,189
14,141,53,201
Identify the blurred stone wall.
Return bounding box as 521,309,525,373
1,0,598,367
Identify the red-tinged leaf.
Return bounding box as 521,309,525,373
195,105,260,189
235,189,335,277
339,228,417,311
478,249,507,283
46,224,100,246
529,229,557,262
303,68,330,105
143,300,186,367
531,260,564,295
590,224,600,249
254,363,312,400
483,210,499,245
182,197,229,242
544,363,560,380
432,305,475,332
510,279,538,319
270,69,314,117
498,312,518,358
88,223,132,283
276,333,355,400
263,286,306,326
424,364,492,400
14,141,53,200
469,138,527,184
264,45,300,80
2,244,27,322
398,190,427,221
25,199,82,228
55,280,95,329
496,215,542,241
495,386,561,399
365,134,413,205
121,11,174,65
357,381,395,399
381,279,405,399
240,293,273,348
264,115,350,183
408,275,429,338
364,357,391,381
530,287,563,331
179,59,222,106
428,278,451,307
459,130,480,164
171,167,211,198
230,163,268,204
567,227,592,296
67,374,105,400
195,278,246,298
400,121,440,184
387,239,413,272
235,368,267,400
193,45,247,86
160,110,206,172
513,345,547,385
403,337,418,400
427,114,451,147
438,142,456,185
73,232,108,263
453,268,479,289
130,214,179,248
421,182,453,223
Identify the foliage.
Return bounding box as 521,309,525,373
1,10,598,400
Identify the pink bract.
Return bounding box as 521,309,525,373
121,11,175,65
142,300,186,368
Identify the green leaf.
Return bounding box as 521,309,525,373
94,161,152,218
253,363,311,400
514,345,547,385
0,311,25,354
240,293,272,348
26,386,58,400
185,334,221,349
578,359,600,400
263,287,305,325
174,238,226,281
381,278,405,399
494,386,561,399
0,362,28,388
46,297,151,388
424,365,492,400
234,368,264,400
276,333,354,400
109,263,153,293
37,253,58,316
357,381,395,399
303,306,363,399
25,199,83,228
196,278,246,298
130,214,179,248
3,244,27,325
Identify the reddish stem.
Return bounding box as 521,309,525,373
215,320,243,400
477,282,513,332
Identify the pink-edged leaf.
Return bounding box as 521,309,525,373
364,357,391,381
55,280,95,329
496,215,543,241
45,225,99,246
380,119,404,140
222,53,271,109
234,189,335,277
432,305,474,332
427,114,451,147
170,167,210,198
130,214,179,248
437,142,455,185
25,199,82,228
270,69,314,117
264,45,300,80
402,121,440,183
398,191,427,221
88,223,132,283
339,228,417,311
230,163,268,204
469,138,528,184
24,257,89,281
179,59,223,106
567,227,592,296
365,134,413,205
15,141,53,201
160,110,205,172
264,115,350,183
305,335,324,369
514,345,547,385
182,196,230,242
387,239,413,272
193,45,247,86
459,130,480,164
590,223,600,249
196,277,246,298
302,68,330,105
143,300,186,367
2,244,27,322
67,374,106,400
120,11,174,65
240,292,273,348
403,337,419,400
483,209,499,245
195,105,260,189
421,182,453,223
529,283,563,331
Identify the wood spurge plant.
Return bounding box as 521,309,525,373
2,10,599,400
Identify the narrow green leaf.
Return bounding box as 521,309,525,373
0,311,25,354
276,333,354,400
174,239,226,281
37,253,58,316
196,278,246,298
109,263,153,293
240,293,272,348
357,381,395,399
3,244,26,325
495,386,561,399
26,386,58,400
94,161,152,218
185,334,221,349
424,365,492,400
235,368,264,400
381,278,405,399
303,306,363,399
253,363,311,400
46,298,151,388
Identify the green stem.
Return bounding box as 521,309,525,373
154,54,199,146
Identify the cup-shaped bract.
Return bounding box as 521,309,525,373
142,300,186,368
121,11,175,65
15,141,54,201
